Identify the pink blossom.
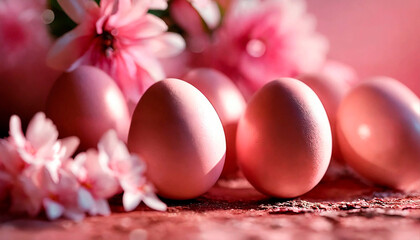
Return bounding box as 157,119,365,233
47,0,185,104
0,158,11,200
207,0,328,96
8,112,79,176
68,150,120,216
0,0,60,134
98,130,166,211
38,167,84,221
1,114,165,220
120,169,167,211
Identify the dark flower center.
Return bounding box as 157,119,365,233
99,31,115,58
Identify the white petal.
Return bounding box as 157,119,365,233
123,191,142,212
43,198,65,220
9,115,25,148
59,137,80,159
144,192,167,211
78,187,95,211
94,198,111,216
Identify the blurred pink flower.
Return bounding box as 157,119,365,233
98,130,166,211
1,114,165,220
120,169,167,211
208,0,328,96
47,0,185,104
38,167,84,221
69,150,120,216
0,0,59,135
9,113,79,176
0,160,11,200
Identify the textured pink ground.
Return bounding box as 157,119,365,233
1,173,419,240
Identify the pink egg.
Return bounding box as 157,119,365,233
183,68,246,178
128,78,226,200
237,78,332,198
46,66,130,151
298,61,357,161
337,77,420,191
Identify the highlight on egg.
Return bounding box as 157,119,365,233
236,78,332,198
337,77,420,192
183,68,246,178
128,78,226,200
46,66,130,151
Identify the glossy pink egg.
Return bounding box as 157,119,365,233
46,66,130,151
183,68,246,178
237,78,332,198
337,77,420,191
298,61,357,161
128,78,226,200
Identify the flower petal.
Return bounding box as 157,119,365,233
140,32,185,58
129,48,165,80
117,14,168,39
59,136,80,159
43,198,65,220
94,198,111,216
149,0,168,10
57,0,96,23
9,115,25,148
26,113,58,152
107,0,150,27
143,192,167,211
78,187,95,211
46,23,93,71
123,191,142,212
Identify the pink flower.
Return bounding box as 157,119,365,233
0,160,11,200
207,0,328,96
47,0,185,104
98,130,166,211
0,0,60,134
8,112,79,176
120,169,167,212
38,167,84,221
68,150,120,216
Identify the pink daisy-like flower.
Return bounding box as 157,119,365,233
209,0,328,96
47,0,185,103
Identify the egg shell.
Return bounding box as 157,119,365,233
46,66,130,151
128,78,226,200
237,78,332,198
337,77,420,191
298,61,357,161
183,68,246,178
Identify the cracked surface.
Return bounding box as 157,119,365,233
0,174,419,240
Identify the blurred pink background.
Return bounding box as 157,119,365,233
307,0,420,96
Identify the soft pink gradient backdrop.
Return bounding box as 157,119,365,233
307,0,420,96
